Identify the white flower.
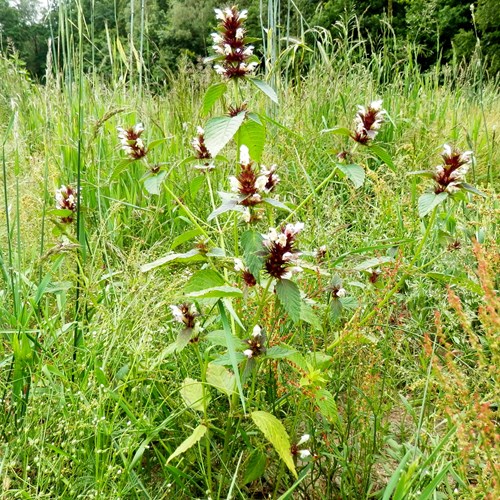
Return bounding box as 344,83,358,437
335,288,346,298
196,126,204,135
252,325,262,337
214,64,226,75
297,434,310,446
169,305,184,323
133,123,144,135
243,46,254,57
255,175,268,192
276,234,287,247
240,144,250,166
235,28,245,40
242,208,251,223
214,8,224,20
211,32,223,44
239,9,248,20
243,349,253,359
298,449,311,459
223,44,232,55
370,99,384,112
229,176,241,193
234,258,245,272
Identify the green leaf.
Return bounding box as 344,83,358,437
368,144,396,171
275,279,301,323
166,424,208,464
248,78,279,104
339,296,358,310
175,328,193,352
204,112,246,157
315,388,338,423
143,170,166,195
180,378,208,412
425,272,482,295
266,345,297,359
171,228,203,250
186,286,243,299
206,363,235,397
183,269,225,293
299,301,322,331
139,249,205,272
321,126,352,137
251,411,296,478
202,82,227,116
239,119,266,162
262,197,292,211
241,230,264,277
210,351,247,366
330,298,343,322
460,182,486,198
147,137,169,150
336,163,365,189
418,192,448,218
243,450,267,484
354,256,394,271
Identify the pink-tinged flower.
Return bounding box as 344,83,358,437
229,145,280,207
191,126,214,171
263,222,304,280
169,303,198,330
433,144,472,194
55,185,79,223
117,123,148,160
351,99,385,145
211,6,258,79
243,324,266,358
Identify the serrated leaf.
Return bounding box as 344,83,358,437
336,164,365,189
243,450,267,484
425,272,482,295
241,230,264,277
187,285,243,299
166,424,207,464
330,298,343,322
251,411,296,478
184,269,225,293
239,120,266,162
210,351,247,366
204,113,246,157
299,301,322,331
143,170,167,195
275,279,301,323
339,296,358,310
208,197,245,221
266,345,297,359
140,249,205,272
206,363,235,397
418,192,448,218
368,144,396,171
202,82,227,116
262,197,292,211
48,208,74,218
248,78,279,104
315,388,338,423
321,126,352,136
180,378,208,412
171,228,203,250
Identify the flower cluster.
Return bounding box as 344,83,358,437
433,144,472,194
117,123,147,160
212,6,258,79
234,258,257,287
263,222,303,280
291,434,311,460
191,126,214,171
351,99,385,145
55,185,78,223
243,325,266,359
170,303,198,331
229,145,280,206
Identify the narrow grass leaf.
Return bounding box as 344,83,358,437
368,144,396,171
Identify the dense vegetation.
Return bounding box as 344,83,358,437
1,2,499,499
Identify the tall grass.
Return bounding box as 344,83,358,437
0,4,499,499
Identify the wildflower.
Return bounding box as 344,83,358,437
263,222,304,280
117,123,147,160
291,434,311,460
169,303,198,330
243,325,266,358
234,258,257,287
55,185,78,223
229,145,280,206
351,99,385,145
192,126,214,171
211,6,258,79
433,144,472,194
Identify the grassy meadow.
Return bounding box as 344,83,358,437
1,8,499,500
